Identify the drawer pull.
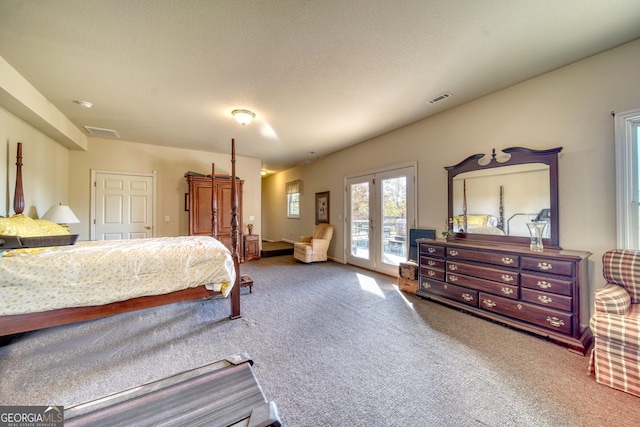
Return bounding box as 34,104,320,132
428,270,436,277
501,274,514,282
422,282,432,289
450,250,459,256
462,293,474,302
428,247,436,254
501,287,514,295
501,257,514,265
449,264,458,271
428,260,436,267
517,304,523,310
448,275,458,282
538,295,553,304
444,284,448,290
538,262,552,271
546,316,565,328
483,299,496,308
537,280,552,289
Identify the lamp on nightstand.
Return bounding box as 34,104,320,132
43,204,80,230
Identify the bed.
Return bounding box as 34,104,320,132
0,140,242,336
451,180,506,235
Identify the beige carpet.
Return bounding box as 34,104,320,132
1,255,639,426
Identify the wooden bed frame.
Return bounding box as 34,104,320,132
0,140,241,337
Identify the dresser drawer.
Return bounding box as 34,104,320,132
421,267,446,281
420,243,445,258
521,257,574,276
447,261,518,285
521,288,572,312
420,278,478,307
520,273,573,296
447,272,519,299
479,293,572,335
447,247,519,268
421,256,445,270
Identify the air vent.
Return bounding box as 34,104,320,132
428,92,452,104
83,126,120,138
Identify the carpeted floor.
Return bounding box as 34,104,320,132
1,255,639,426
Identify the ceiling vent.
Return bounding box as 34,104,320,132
428,92,452,104
83,126,120,138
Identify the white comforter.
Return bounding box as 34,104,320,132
0,236,235,316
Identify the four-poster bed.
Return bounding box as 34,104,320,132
0,140,242,337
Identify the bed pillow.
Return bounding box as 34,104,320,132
0,214,70,236
453,214,490,227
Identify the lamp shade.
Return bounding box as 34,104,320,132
43,205,80,224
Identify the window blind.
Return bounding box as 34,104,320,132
286,180,302,194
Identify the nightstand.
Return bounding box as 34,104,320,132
243,234,260,261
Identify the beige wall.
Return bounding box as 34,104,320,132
0,106,69,218
263,39,640,305
68,137,262,241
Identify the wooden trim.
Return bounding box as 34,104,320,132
0,286,217,336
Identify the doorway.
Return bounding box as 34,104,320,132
345,164,416,276
91,170,156,240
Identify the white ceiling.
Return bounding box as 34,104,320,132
1,0,640,174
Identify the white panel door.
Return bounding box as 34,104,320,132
93,172,154,240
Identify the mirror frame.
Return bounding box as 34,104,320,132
446,146,562,248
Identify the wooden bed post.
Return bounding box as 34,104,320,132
14,142,24,215
230,139,241,319
211,163,217,240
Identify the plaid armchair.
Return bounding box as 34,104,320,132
589,249,640,397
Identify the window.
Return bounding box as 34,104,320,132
615,108,640,249
286,180,302,218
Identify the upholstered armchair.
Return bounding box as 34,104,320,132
589,249,640,397
293,223,334,263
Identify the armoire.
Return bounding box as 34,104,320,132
186,174,244,262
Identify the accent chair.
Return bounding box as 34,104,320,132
589,249,640,397
293,223,334,263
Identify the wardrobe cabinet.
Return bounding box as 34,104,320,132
186,175,244,262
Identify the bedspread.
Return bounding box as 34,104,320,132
0,236,235,316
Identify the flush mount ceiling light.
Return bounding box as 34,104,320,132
231,109,256,126
74,100,93,108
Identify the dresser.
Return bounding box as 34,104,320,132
416,238,592,354
186,175,244,261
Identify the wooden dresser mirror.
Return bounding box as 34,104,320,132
446,146,562,249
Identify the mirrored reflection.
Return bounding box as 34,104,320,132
452,163,550,238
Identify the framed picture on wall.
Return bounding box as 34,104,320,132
315,191,330,224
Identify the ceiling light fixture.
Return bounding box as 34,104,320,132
74,100,93,108
231,109,256,126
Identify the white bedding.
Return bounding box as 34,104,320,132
466,225,506,235
0,236,235,316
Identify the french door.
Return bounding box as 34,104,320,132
346,164,416,276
